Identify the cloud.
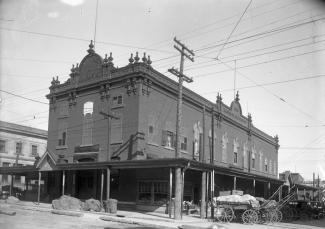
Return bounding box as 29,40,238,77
47,11,60,18
60,0,85,6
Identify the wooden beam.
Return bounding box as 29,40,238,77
169,168,173,218
200,171,207,219
106,167,110,200
37,171,41,204
174,167,182,220
62,170,65,196
100,169,104,205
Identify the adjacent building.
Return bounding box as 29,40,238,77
0,121,47,191
0,42,282,217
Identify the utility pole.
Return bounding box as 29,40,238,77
99,111,120,161
100,110,119,202
168,37,194,220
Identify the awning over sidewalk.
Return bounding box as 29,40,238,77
0,157,283,185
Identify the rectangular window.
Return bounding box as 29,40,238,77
58,132,67,146
58,121,67,147
82,113,93,145
113,95,123,106
2,162,10,183
181,136,187,151
111,114,123,143
0,140,6,153
233,152,238,164
252,155,255,169
265,158,268,172
153,182,168,204
162,130,175,148
138,181,152,203
31,145,38,157
59,101,69,117
138,181,168,204
16,142,22,155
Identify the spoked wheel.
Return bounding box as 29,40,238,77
282,207,294,222
257,210,268,224
268,209,279,224
275,209,283,222
215,206,234,223
242,209,258,224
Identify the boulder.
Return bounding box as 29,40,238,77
6,196,19,204
52,195,83,211
84,198,101,212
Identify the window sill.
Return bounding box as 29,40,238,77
56,146,68,150
58,115,69,119
180,150,189,154
112,105,124,109
147,142,159,147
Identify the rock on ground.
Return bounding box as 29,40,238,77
84,198,101,212
52,195,83,211
6,196,19,204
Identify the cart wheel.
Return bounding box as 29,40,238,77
276,209,283,222
242,209,258,224
215,206,234,223
282,207,294,222
257,210,268,224
268,209,279,224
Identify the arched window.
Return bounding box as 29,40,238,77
82,102,94,145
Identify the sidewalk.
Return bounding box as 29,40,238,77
1,200,225,229
2,201,325,229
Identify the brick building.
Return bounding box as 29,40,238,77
0,121,47,192
0,42,282,218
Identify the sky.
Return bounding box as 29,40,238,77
0,0,325,181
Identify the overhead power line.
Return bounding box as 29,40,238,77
0,89,48,105
216,0,253,59
195,47,325,78
216,59,324,125
195,16,325,53
203,73,325,94
0,27,173,54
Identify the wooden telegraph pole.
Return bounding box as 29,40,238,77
168,37,194,220
99,110,119,201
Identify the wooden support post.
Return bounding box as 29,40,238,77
181,169,185,219
62,170,65,196
279,185,282,201
106,167,111,200
268,182,271,198
37,171,41,204
211,170,215,219
100,169,104,205
9,175,12,196
233,176,237,191
303,189,306,200
174,167,182,220
72,171,76,196
253,179,256,196
169,168,173,218
200,171,207,219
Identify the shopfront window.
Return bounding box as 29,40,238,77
138,181,168,204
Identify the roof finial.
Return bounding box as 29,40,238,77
108,52,113,62
235,90,240,101
129,53,134,64
134,52,140,63
142,52,148,64
87,40,95,54
147,55,152,65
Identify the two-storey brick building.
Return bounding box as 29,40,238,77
0,121,47,192
0,42,282,218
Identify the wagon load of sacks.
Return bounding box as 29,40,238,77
213,194,260,208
